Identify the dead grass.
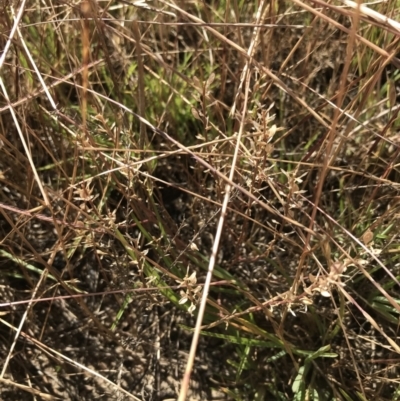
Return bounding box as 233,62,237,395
0,0,400,400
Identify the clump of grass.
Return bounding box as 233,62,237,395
0,1,399,400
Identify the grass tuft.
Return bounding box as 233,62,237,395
0,1,400,400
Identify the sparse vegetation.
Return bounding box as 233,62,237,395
0,1,400,400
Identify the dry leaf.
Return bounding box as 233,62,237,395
362,230,373,245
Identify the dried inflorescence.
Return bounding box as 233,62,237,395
177,269,202,314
